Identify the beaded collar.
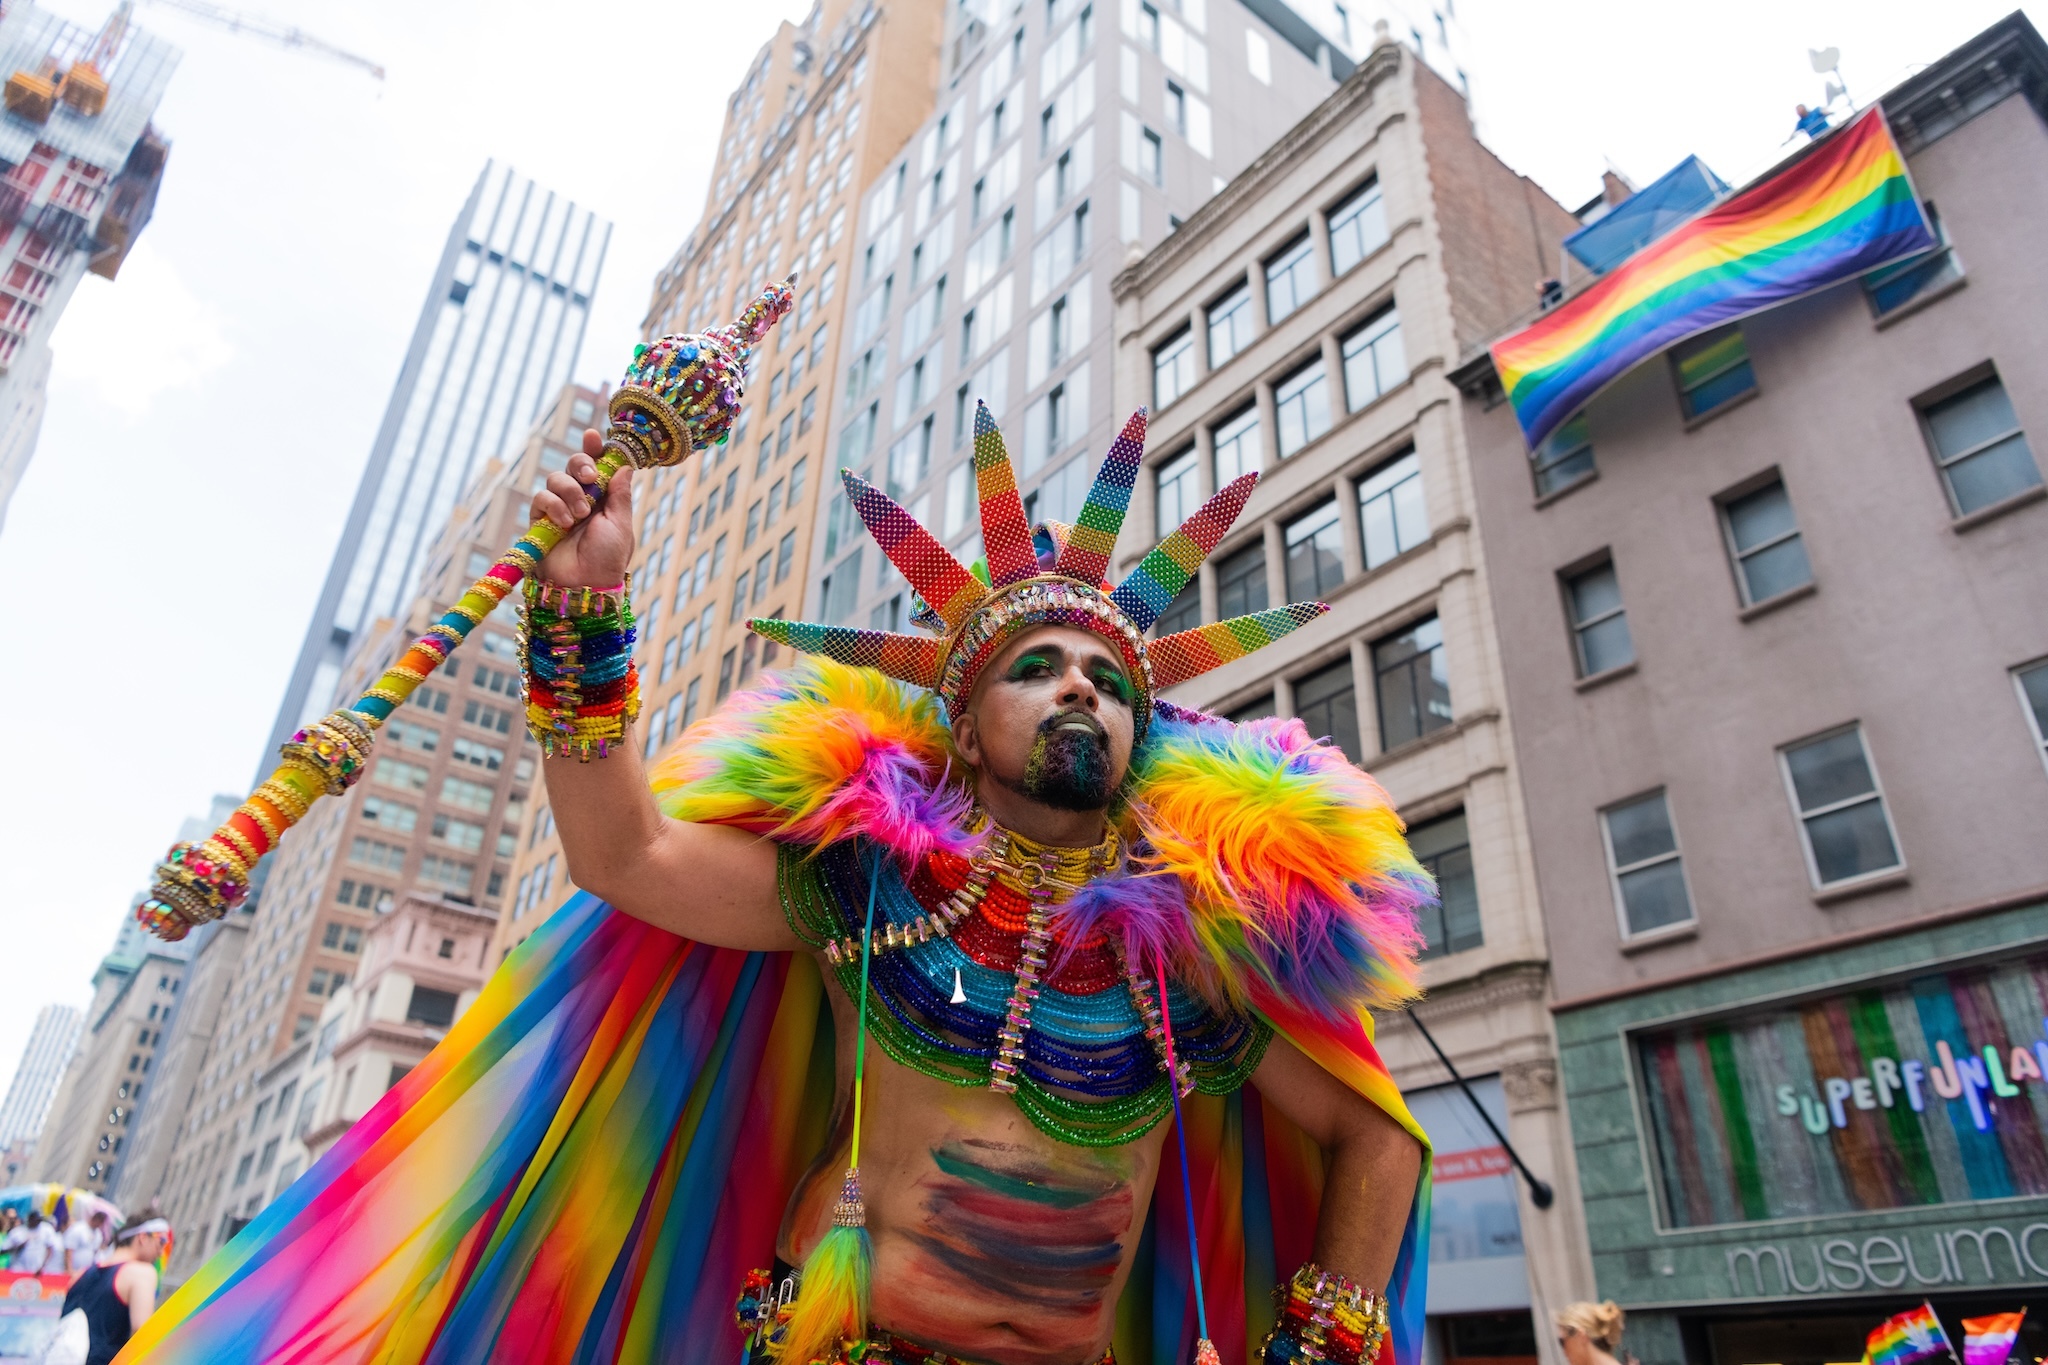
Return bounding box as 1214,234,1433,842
780,827,1272,1148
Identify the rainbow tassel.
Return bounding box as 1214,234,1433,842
771,1172,873,1365
773,853,884,1365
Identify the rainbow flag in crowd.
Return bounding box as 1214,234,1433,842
1962,1310,2027,1365
1864,1302,1953,1364
1491,106,1935,449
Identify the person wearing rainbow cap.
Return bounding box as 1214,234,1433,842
120,283,1431,1365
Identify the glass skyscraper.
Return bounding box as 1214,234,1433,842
261,162,610,770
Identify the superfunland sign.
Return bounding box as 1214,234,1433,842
1634,953,2048,1228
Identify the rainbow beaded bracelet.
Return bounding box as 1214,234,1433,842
1261,1262,1391,1365
520,576,641,760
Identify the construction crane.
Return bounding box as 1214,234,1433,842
113,0,386,81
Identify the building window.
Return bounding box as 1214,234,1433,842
1264,233,1318,324
1155,448,1199,541
1327,177,1389,276
1373,615,1450,751
1284,500,1344,600
1211,404,1260,485
1918,373,2041,516
1154,582,1200,635
1292,657,1361,763
405,986,459,1030
1563,559,1633,677
1864,201,1962,317
1531,413,1594,498
1409,810,1480,958
1274,358,1331,457
1718,476,1812,606
1152,327,1195,408
2015,660,2048,779
1215,541,1267,618
1341,306,1406,410
1357,449,1427,570
1207,282,1253,368
1601,790,1694,936
1779,726,1903,888
1138,127,1163,185
1671,325,1756,421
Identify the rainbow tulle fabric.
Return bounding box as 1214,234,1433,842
121,894,1429,1365
125,660,1432,1365
1491,107,1934,449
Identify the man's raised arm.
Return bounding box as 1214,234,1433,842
1249,1031,1424,1292
526,431,799,953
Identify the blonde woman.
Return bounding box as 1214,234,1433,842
1554,1301,1629,1365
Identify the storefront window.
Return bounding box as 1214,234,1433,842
1405,1078,1529,1315
1636,950,2048,1228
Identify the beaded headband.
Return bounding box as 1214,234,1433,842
749,401,1329,729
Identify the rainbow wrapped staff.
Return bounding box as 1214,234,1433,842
137,278,797,941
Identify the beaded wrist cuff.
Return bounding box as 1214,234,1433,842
520,575,641,760
1261,1262,1390,1365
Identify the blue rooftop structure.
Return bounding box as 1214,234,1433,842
1564,155,1729,275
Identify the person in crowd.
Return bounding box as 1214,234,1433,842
1555,1301,1630,1365
58,1213,167,1365
15,1209,61,1275
0,1207,23,1266
61,1209,102,1274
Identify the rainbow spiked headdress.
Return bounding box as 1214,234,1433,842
750,401,1328,730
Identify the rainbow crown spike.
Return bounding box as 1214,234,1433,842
749,405,1331,728
1052,407,1147,588
972,401,1041,588
841,470,984,631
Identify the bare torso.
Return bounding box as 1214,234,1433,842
778,959,1169,1365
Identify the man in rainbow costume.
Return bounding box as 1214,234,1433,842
123,288,1433,1365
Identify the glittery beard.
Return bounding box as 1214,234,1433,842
1010,712,1114,812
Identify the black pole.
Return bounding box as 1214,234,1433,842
1406,1010,1554,1210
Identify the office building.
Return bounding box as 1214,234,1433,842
805,0,1336,645
259,164,610,774
1114,36,1583,1360
0,1,175,532
1450,16,2048,1361
143,386,589,1276
0,1003,82,1148
32,926,190,1195
499,0,949,958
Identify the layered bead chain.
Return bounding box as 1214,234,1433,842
780,824,1270,1148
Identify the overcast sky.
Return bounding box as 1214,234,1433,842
0,0,2037,1106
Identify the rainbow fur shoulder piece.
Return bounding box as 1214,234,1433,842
648,660,1429,1019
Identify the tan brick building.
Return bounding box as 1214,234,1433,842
497,0,948,958
1112,39,1588,1360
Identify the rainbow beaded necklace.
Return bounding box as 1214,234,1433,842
779,820,1271,1148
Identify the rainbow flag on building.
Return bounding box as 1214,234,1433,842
1490,106,1935,449
1865,1302,1954,1364
1962,1310,2026,1365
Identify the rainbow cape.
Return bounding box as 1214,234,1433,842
120,663,1432,1365
1491,106,1935,450
1865,1302,1952,1364
1961,1310,2025,1365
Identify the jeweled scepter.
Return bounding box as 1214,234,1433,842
137,278,797,941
